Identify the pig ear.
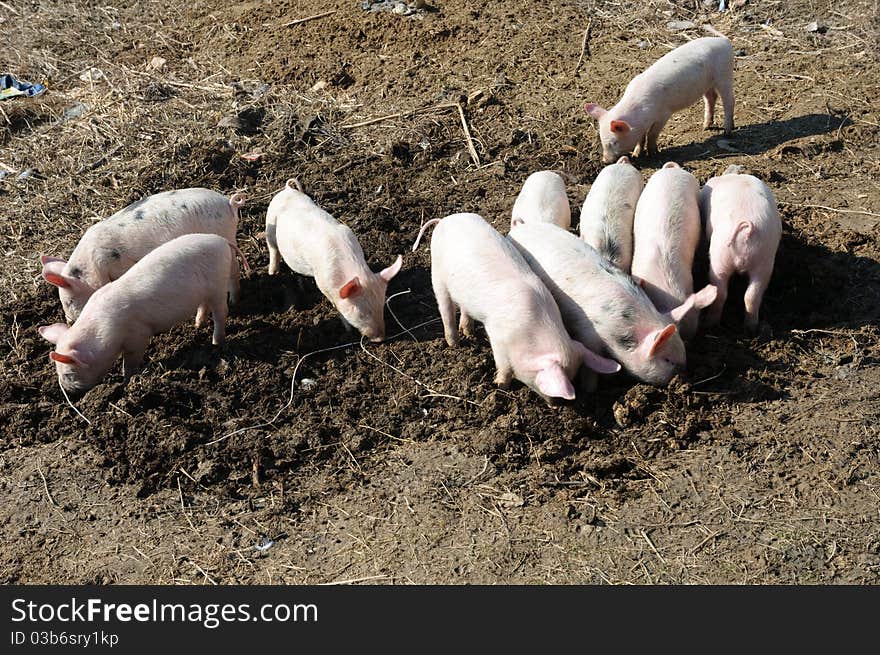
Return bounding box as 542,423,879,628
647,324,677,358
378,255,403,284
572,340,621,375
535,365,576,401
663,161,681,169
41,259,72,288
584,103,607,120
669,285,718,323
39,323,70,344
616,156,631,165
339,277,362,299
610,119,631,134
50,351,80,366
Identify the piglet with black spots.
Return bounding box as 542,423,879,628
579,155,644,272
39,233,242,395
41,188,246,323
509,222,688,387
265,179,403,342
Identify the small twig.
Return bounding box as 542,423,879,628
281,9,336,28
641,530,667,564
321,575,391,585
340,103,456,129
692,365,727,387
190,561,217,585
59,382,91,425
780,202,880,218
573,21,593,75
37,462,61,509
455,102,481,167
0,1,20,14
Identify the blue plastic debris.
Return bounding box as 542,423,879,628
0,74,46,100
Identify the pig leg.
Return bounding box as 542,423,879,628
704,267,729,327
487,334,513,387
432,272,459,347
122,329,151,379
743,272,769,334
703,89,718,129
208,293,229,346
458,310,474,338
718,78,735,134
228,254,241,305
266,222,281,275
645,117,669,155
195,304,208,328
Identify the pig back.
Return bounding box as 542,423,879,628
69,188,237,287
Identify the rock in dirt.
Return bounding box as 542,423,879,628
667,20,697,31
805,21,828,34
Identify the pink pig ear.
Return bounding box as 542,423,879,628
339,277,362,299
584,103,606,120
41,255,66,265
378,255,403,283
50,351,79,366
38,323,70,344
572,340,621,374
648,324,677,358
535,364,576,401
669,284,718,323
610,119,631,134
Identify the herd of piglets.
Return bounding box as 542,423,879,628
37,29,781,405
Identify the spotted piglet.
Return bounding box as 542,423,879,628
510,222,689,387
39,234,242,395
265,179,403,342
412,213,620,402
579,155,644,272
699,167,781,333
41,188,246,323
631,162,717,340
510,171,571,230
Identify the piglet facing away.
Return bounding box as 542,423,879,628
699,169,781,333
39,233,240,396
41,188,246,323
509,222,687,387
631,162,717,340
579,155,644,272
510,171,571,230
412,213,620,402
265,179,403,342
584,35,734,163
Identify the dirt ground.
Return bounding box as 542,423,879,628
1,0,878,584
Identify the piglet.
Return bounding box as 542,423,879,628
585,35,734,163
579,155,644,272
631,162,717,339
412,213,620,402
699,167,781,333
510,222,688,387
265,179,402,342
39,233,242,395
41,188,246,323
510,171,571,229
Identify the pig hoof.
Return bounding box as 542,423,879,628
444,334,459,348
